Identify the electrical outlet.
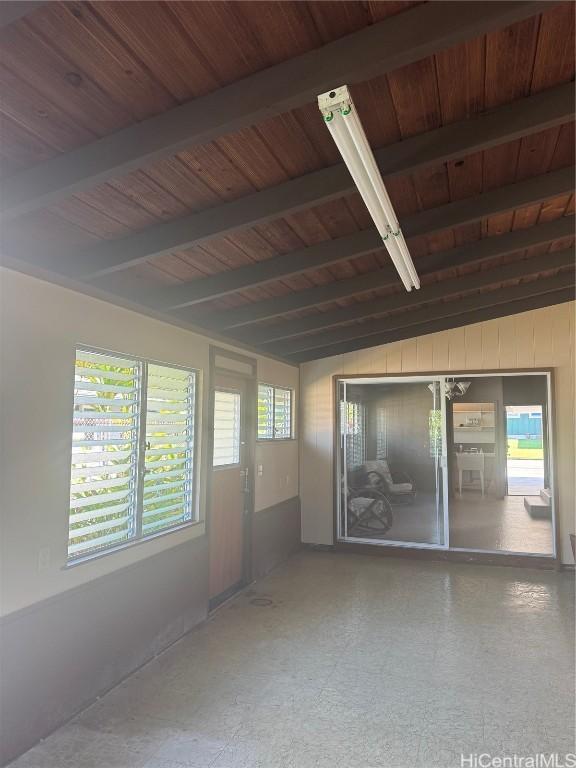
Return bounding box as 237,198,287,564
38,547,51,571
257,464,263,477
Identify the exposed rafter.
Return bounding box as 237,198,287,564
291,275,575,363
0,0,552,222
199,216,574,333
134,84,574,308
263,249,575,355
217,217,574,343
401,167,573,240
162,230,381,310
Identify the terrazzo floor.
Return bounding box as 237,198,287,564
449,494,553,554
10,551,575,768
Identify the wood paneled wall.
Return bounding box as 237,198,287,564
299,302,575,563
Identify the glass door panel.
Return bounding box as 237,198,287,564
338,378,448,548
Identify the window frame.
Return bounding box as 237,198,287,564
257,382,295,442
67,345,201,565
212,387,242,470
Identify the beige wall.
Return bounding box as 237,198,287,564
0,268,298,615
300,302,575,564
254,358,299,511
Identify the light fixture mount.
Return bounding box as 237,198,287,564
318,85,351,116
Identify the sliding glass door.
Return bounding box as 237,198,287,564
337,377,449,548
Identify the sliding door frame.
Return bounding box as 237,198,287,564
332,368,558,564
336,374,450,551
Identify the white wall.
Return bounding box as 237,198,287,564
0,268,298,616
300,302,576,564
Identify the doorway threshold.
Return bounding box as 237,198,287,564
334,540,558,569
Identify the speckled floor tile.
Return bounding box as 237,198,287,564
8,551,575,768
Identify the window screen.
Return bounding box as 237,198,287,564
142,364,195,536
213,390,241,467
341,400,366,468
68,349,197,561
258,384,293,440
376,406,388,459
274,387,292,439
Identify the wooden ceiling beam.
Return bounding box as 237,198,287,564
0,1,551,223
401,166,573,241
153,230,381,311
188,181,574,333
145,84,574,307
264,248,575,355
290,275,575,363
63,84,574,285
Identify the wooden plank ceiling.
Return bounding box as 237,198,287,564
0,0,574,363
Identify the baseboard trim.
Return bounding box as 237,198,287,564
301,543,335,552
209,579,244,612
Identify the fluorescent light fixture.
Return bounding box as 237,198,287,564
318,85,420,292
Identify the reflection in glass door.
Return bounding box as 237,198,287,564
338,377,448,548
